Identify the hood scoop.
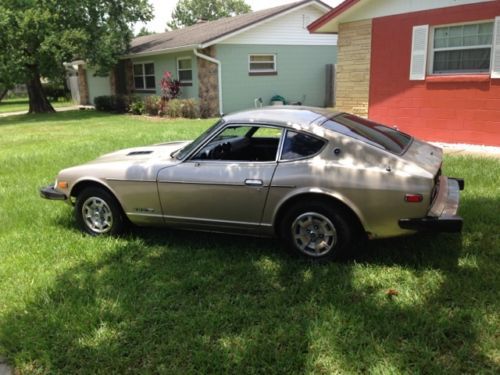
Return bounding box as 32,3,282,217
127,150,153,156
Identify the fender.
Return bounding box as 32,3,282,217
270,186,370,232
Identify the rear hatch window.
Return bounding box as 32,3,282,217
322,113,412,155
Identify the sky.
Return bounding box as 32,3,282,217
134,0,343,33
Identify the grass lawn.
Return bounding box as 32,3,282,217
0,97,74,114
0,111,498,374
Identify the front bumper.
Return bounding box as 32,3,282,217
40,185,67,201
399,177,464,233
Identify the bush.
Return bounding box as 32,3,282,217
180,98,200,119
94,95,113,111
94,95,129,113
42,83,70,102
129,96,144,115
165,99,183,118
144,95,161,116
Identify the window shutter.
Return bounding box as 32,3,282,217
409,25,429,81
492,16,500,79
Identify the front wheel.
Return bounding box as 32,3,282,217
280,201,354,261
75,187,126,236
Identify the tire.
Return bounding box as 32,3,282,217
280,200,355,262
75,187,126,236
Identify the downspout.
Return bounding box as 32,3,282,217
193,48,223,116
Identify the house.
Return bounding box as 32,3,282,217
77,0,338,116
308,0,500,146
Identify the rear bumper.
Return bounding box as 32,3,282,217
399,216,463,232
40,185,67,201
398,177,464,233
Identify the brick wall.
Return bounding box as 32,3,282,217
335,19,372,117
77,65,89,105
369,2,500,145
197,46,220,117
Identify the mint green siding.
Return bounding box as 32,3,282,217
131,52,198,99
216,44,337,114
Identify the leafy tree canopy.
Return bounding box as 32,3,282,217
136,26,155,37
0,0,152,112
167,0,251,30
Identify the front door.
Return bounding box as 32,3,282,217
157,124,283,231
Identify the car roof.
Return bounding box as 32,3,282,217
223,106,341,128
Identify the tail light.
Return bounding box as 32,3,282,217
405,194,423,203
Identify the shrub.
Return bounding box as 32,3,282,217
165,99,183,118
94,95,129,113
144,95,161,116
94,95,113,111
113,95,129,113
129,96,144,115
43,83,70,102
180,98,200,119
160,71,181,100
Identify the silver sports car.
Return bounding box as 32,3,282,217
40,107,464,261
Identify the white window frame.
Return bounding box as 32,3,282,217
428,20,494,76
177,57,193,85
133,62,156,90
248,54,277,74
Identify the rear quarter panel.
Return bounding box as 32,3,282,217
265,136,434,238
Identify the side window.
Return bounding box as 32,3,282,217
281,131,325,161
133,63,155,91
192,125,282,162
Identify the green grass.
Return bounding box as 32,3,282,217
0,97,74,113
0,110,499,374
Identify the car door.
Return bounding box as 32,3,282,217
156,124,283,231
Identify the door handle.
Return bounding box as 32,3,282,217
244,179,263,187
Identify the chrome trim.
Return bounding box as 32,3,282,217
184,160,278,166
270,185,296,188
428,177,460,217
106,178,156,183
442,179,460,216
158,180,267,187
429,176,447,217
162,214,260,227
127,212,164,218
245,179,263,186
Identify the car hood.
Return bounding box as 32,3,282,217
89,141,190,164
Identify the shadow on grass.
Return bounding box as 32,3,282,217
1,197,498,373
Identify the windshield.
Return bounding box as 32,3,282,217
322,114,412,154
175,119,224,159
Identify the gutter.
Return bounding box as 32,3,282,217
193,48,223,116
120,45,199,59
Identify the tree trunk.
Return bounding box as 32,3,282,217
27,67,55,113
0,88,8,102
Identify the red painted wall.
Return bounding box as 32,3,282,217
369,2,500,146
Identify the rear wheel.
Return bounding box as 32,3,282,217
75,187,125,236
280,201,354,261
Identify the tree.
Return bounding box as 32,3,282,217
0,0,152,113
136,26,155,37
167,0,251,30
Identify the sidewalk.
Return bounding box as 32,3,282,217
0,105,81,117
0,357,11,375
432,142,500,158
